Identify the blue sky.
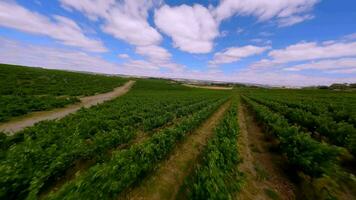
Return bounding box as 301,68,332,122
0,0,355,86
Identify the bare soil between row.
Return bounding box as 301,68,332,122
120,101,231,200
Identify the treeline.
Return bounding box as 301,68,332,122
305,83,356,90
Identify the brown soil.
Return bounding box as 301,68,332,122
183,84,233,90
0,80,135,134
119,101,231,200
236,103,296,200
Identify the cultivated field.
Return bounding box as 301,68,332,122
1,65,355,200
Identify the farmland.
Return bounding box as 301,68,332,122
0,64,126,122
1,66,356,200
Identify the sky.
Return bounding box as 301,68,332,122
0,0,356,86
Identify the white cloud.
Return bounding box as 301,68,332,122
220,30,229,37
0,1,106,52
284,57,356,73
62,0,162,47
135,45,171,62
155,4,219,53
60,0,115,20
210,45,269,65
236,28,244,34
0,38,117,74
214,0,319,24
122,59,160,70
118,54,130,59
60,0,183,71
134,45,184,71
252,40,356,68
102,1,162,46
259,31,273,37
269,41,356,63
328,68,356,74
233,69,356,87
250,38,272,45
1,37,354,87
344,33,356,41
278,14,314,27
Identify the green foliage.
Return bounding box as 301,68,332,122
181,100,243,200
0,64,126,121
249,97,356,155
46,96,227,200
0,79,229,200
243,97,340,178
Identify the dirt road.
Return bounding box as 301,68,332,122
0,80,135,134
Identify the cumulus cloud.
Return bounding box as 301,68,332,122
62,0,161,47
60,0,184,71
0,1,106,52
155,4,219,53
214,0,319,24
210,45,269,65
102,1,162,46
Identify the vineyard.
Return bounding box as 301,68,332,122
0,64,126,122
1,66,355,200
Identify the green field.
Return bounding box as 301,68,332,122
1,66,355,200
0,64,126,122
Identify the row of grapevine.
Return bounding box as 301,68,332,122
46,98,228,200
248,96,356,155
0,80,230,200
256,95,356,127
179,99,243,199
242,96,340,178
241,88,356,127
0,64,127,122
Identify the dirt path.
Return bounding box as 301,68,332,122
236,103,296,200
120,101,231,200
0,80,135,134
183,84,233,90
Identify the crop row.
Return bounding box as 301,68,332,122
0,64,127,122
253,95,356,127
180,99,243,199
247,96,356,155
240,87,356,127
242,96,340,178
46,98,228,200
0,80,229,200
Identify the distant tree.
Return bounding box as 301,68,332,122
317,85,329,89
349,83,356,88
330,83,348,90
